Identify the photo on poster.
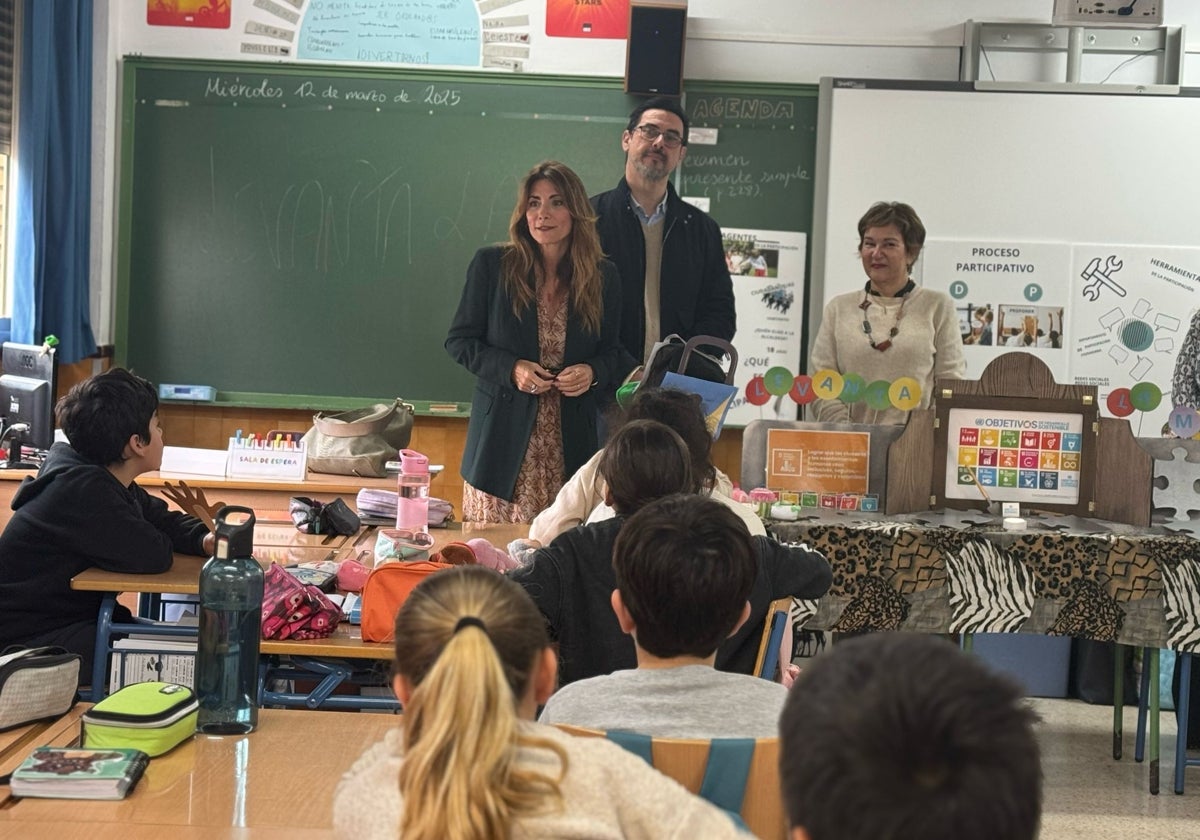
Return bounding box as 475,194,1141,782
958,303,995,346
994,305,1064,349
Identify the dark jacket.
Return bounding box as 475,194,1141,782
0,442,209,651
445,246,626,501
509,517,832,686
591,178,737,366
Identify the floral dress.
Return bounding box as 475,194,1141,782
463,296,568,522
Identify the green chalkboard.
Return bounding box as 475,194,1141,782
681,82,817,236
114,61,816,410
115,59,639,411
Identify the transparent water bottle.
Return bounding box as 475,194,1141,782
396,448,430,534
196,506,263,735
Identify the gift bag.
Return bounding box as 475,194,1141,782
260,564,342,640
301,399,415,477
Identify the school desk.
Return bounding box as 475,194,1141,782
0,706,398,838
70,521,529,707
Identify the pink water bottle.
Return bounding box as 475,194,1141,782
396,449,430,533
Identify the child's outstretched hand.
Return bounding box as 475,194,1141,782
161,480,225,531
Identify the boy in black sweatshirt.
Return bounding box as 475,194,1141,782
0,368,213,682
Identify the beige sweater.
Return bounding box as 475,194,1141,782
333,722,748,839
808,286,966,425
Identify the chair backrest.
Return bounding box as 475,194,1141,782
753,598,791,680
556,724,786,840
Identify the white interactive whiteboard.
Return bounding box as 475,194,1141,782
811,79,1200,429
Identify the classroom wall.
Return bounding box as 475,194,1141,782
92,1,1200,348
85,1,1200,502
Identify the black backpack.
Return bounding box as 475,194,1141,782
641,334,737,388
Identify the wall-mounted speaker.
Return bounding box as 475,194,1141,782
625,1,687,98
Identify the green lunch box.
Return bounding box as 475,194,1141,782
82,682,198,757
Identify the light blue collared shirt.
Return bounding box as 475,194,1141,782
629,191,668,226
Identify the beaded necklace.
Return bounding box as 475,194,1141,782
859,280,915,352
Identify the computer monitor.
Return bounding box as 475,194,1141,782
0,342,58,469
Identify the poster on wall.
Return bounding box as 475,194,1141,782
722,229,806,427
920,240,1072,381
211,0,535,68
1066,244,1200,434
765,428,871,506
148,0,232,29
545,0,628,38
941,406,1087,507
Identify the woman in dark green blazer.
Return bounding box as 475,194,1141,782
446,161,628,522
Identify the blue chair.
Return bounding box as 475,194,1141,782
754,599,790,681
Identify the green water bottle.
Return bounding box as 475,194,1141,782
196,506,263,734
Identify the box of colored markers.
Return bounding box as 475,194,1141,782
227,436,307,480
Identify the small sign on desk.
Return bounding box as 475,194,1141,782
227,438,307,481
160,446,229,478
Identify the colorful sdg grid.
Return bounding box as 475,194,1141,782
956,427,1082,493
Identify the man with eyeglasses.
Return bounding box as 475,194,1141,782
591,97,736,376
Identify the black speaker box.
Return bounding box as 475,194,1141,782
625,3,687,97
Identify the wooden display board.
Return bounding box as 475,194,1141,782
886,352,1152,525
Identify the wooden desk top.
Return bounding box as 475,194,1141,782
0,704,90,808
70,522,529,595
0,708,399,835
0,468,397,493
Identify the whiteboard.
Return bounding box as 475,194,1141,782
810,80,1200,428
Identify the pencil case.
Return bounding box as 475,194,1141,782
82,682,198,757
0,646,81,731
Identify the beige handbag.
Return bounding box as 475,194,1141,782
301,399,415,477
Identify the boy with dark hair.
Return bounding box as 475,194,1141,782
0,368,214,681
511,420,830,687
778,634,1042,840
539,494,787,738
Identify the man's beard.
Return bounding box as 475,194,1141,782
631,151,670,182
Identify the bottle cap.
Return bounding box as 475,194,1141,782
214,506,256,558
1002,516,1027,532
399,448,430,475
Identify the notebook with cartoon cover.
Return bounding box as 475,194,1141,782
9,746,149,800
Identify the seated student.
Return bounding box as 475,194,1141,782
0,368,214,680
333,565,746,840
528,386,764,545
778,634,1042,840
511,418,830,686
539,493,786,738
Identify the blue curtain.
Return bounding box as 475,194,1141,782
11,0,94,363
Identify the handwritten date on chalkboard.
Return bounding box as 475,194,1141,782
203,75,462,108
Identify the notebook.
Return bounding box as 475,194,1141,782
9,746,149,800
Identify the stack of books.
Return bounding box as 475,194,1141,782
9,747,149,800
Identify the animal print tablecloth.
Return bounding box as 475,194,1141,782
771,511,1200,652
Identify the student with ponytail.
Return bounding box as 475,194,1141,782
333,564,747,839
